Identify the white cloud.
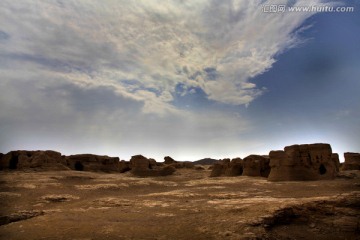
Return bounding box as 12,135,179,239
0,0,333,113
0,0,343,159
0,76,250,160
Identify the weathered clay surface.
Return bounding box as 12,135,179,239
227,158,243,176
118,160,131,173
130,155,176,177
164,156,177,165
210,158,244,177
172,162,194,169
0,151,122,173
0,150,67,170
65,154,120,172
164,156,194,169
242,155,270,177
343,152,360,170
210,159,228,177
268,143,339,181
0,210,44,226
332,153,340,172
249,192,360,238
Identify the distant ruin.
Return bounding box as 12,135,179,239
268,143,339,181
210,155,270,178
65,154,120,172
343,152,360,170
163,156,194,169
0,143,358,181
130,155,176,177
210,158,243,177
242,155,270,177
0,150,67,170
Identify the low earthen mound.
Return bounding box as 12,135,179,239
193,158,218,165
164,156,177,165
164,156,194,169
194,165,205,171
0,210,45,226
250,192,360,239
171,162,194,169
268,143,339,181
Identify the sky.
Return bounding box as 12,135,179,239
0,0,359,162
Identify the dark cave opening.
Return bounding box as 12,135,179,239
319,164,327,175
9,155,19,169
74,161,84,171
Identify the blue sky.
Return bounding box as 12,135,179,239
0,0,359,161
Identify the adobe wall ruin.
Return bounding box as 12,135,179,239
268,143,339,181
65,154,121,172
210,158,243,177
130,155,176,177
343,152,360,170
0,150,67,170
242,155,270,177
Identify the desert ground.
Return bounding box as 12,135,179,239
0,168,359,240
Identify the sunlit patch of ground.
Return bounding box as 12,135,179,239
74,183,129,190
144,189,200,197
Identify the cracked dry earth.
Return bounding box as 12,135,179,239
0,169,359,240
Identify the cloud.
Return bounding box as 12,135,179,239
0,0,333,112
0,0,342,159
0,76,249,160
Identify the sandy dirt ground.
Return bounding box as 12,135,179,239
0,168,359,240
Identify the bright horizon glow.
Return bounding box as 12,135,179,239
2,138,349,163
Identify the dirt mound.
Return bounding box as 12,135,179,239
250,192,360,239
40,194,80,203
0,210,44,226
193,158,219,165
